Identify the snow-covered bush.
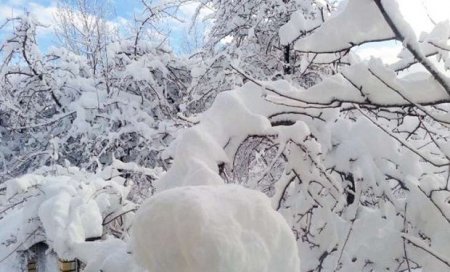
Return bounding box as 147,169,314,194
0,14,191,201
0,166,140,271
132,185,300,272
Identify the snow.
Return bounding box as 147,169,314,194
132,185,300,272
111,157,163,180
279,11,314,45
73,238,142,272
293,0,395,52
0,167,136,270
156,87,276,190
402,234,450,270
3,1,450,271
264,61,450,108
5,174,46,198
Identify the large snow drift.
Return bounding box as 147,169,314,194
131,185,300,272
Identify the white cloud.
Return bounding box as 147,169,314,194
0,4,17,21
0,1,58,36
398,0,450,35
421,0,450,24
162,2,213,30
29,3,58,26
355,42,402,64
355,0,450,64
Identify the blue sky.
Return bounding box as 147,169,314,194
1,0,450,58
0,0,137,49
0,0,205,54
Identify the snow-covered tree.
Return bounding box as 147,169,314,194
154,0,450,271
0,15,71,180
0,11,192,200
54,0,115,76
183,0,337,113
2,0,450,271
0,10,190,271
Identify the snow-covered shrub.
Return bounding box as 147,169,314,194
0,14,191,202
0,166,139,271
132,185,300,272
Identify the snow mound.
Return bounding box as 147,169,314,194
131,185,300,272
